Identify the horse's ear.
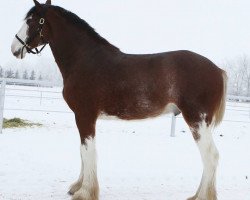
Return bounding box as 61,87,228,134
33,0,41,8
33,0,40,6
45,0,51,5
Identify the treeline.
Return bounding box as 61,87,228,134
0,66,43,81
224,55,250,97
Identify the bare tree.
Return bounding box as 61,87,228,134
30,70,36,80
240,55,250,96
224,55,250,97
5,69,15,78
15,70,20,79
0,67,3,78
38,74,43,81
23,70,29,80
226,60,243,96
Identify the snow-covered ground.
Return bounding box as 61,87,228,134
0,85,249,200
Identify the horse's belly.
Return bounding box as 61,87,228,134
101,102,180,120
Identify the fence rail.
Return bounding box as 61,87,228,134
0,78,250,135
0,78,54,87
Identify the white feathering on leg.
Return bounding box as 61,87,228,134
72,137,99,200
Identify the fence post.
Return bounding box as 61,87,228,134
170,114,176,137
40,91,43,105
0,79,6,134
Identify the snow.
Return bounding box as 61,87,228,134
0,85,249,200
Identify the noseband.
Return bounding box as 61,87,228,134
15,18,47,59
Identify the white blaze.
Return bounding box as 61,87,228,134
11,19,29,59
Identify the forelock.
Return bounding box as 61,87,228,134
25,6,36,20
25,4,50,20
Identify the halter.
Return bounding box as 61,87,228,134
15,18,47,59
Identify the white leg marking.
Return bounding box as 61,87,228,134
72,137,99,200
11,17,31,59
195,120,219,200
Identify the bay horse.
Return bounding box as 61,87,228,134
11,1,227,200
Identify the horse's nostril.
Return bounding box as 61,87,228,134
13,50,21,57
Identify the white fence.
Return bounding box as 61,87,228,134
0,78,56,133
0,79,6,133
0,78,250,135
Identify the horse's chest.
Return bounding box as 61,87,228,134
62,87,79,111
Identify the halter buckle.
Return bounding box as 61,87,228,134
39,18,45,25
39,31,44,37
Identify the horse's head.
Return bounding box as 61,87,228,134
11,0,51,59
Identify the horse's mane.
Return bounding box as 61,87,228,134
26,5,119,50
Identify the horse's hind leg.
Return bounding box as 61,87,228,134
186,117,219,200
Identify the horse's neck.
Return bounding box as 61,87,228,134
48,13,118,80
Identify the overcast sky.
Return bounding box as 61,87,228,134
1,0,250,69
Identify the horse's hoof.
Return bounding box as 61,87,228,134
71,188,99,200
68,181,83,196
187,196,198,200
71,189,88,200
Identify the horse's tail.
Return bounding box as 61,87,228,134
214,69,228,127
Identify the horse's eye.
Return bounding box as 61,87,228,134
27,19,32,24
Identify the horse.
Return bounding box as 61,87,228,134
11,1,227,200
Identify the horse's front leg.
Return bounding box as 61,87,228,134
68,152,83,195
70,113,99,200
